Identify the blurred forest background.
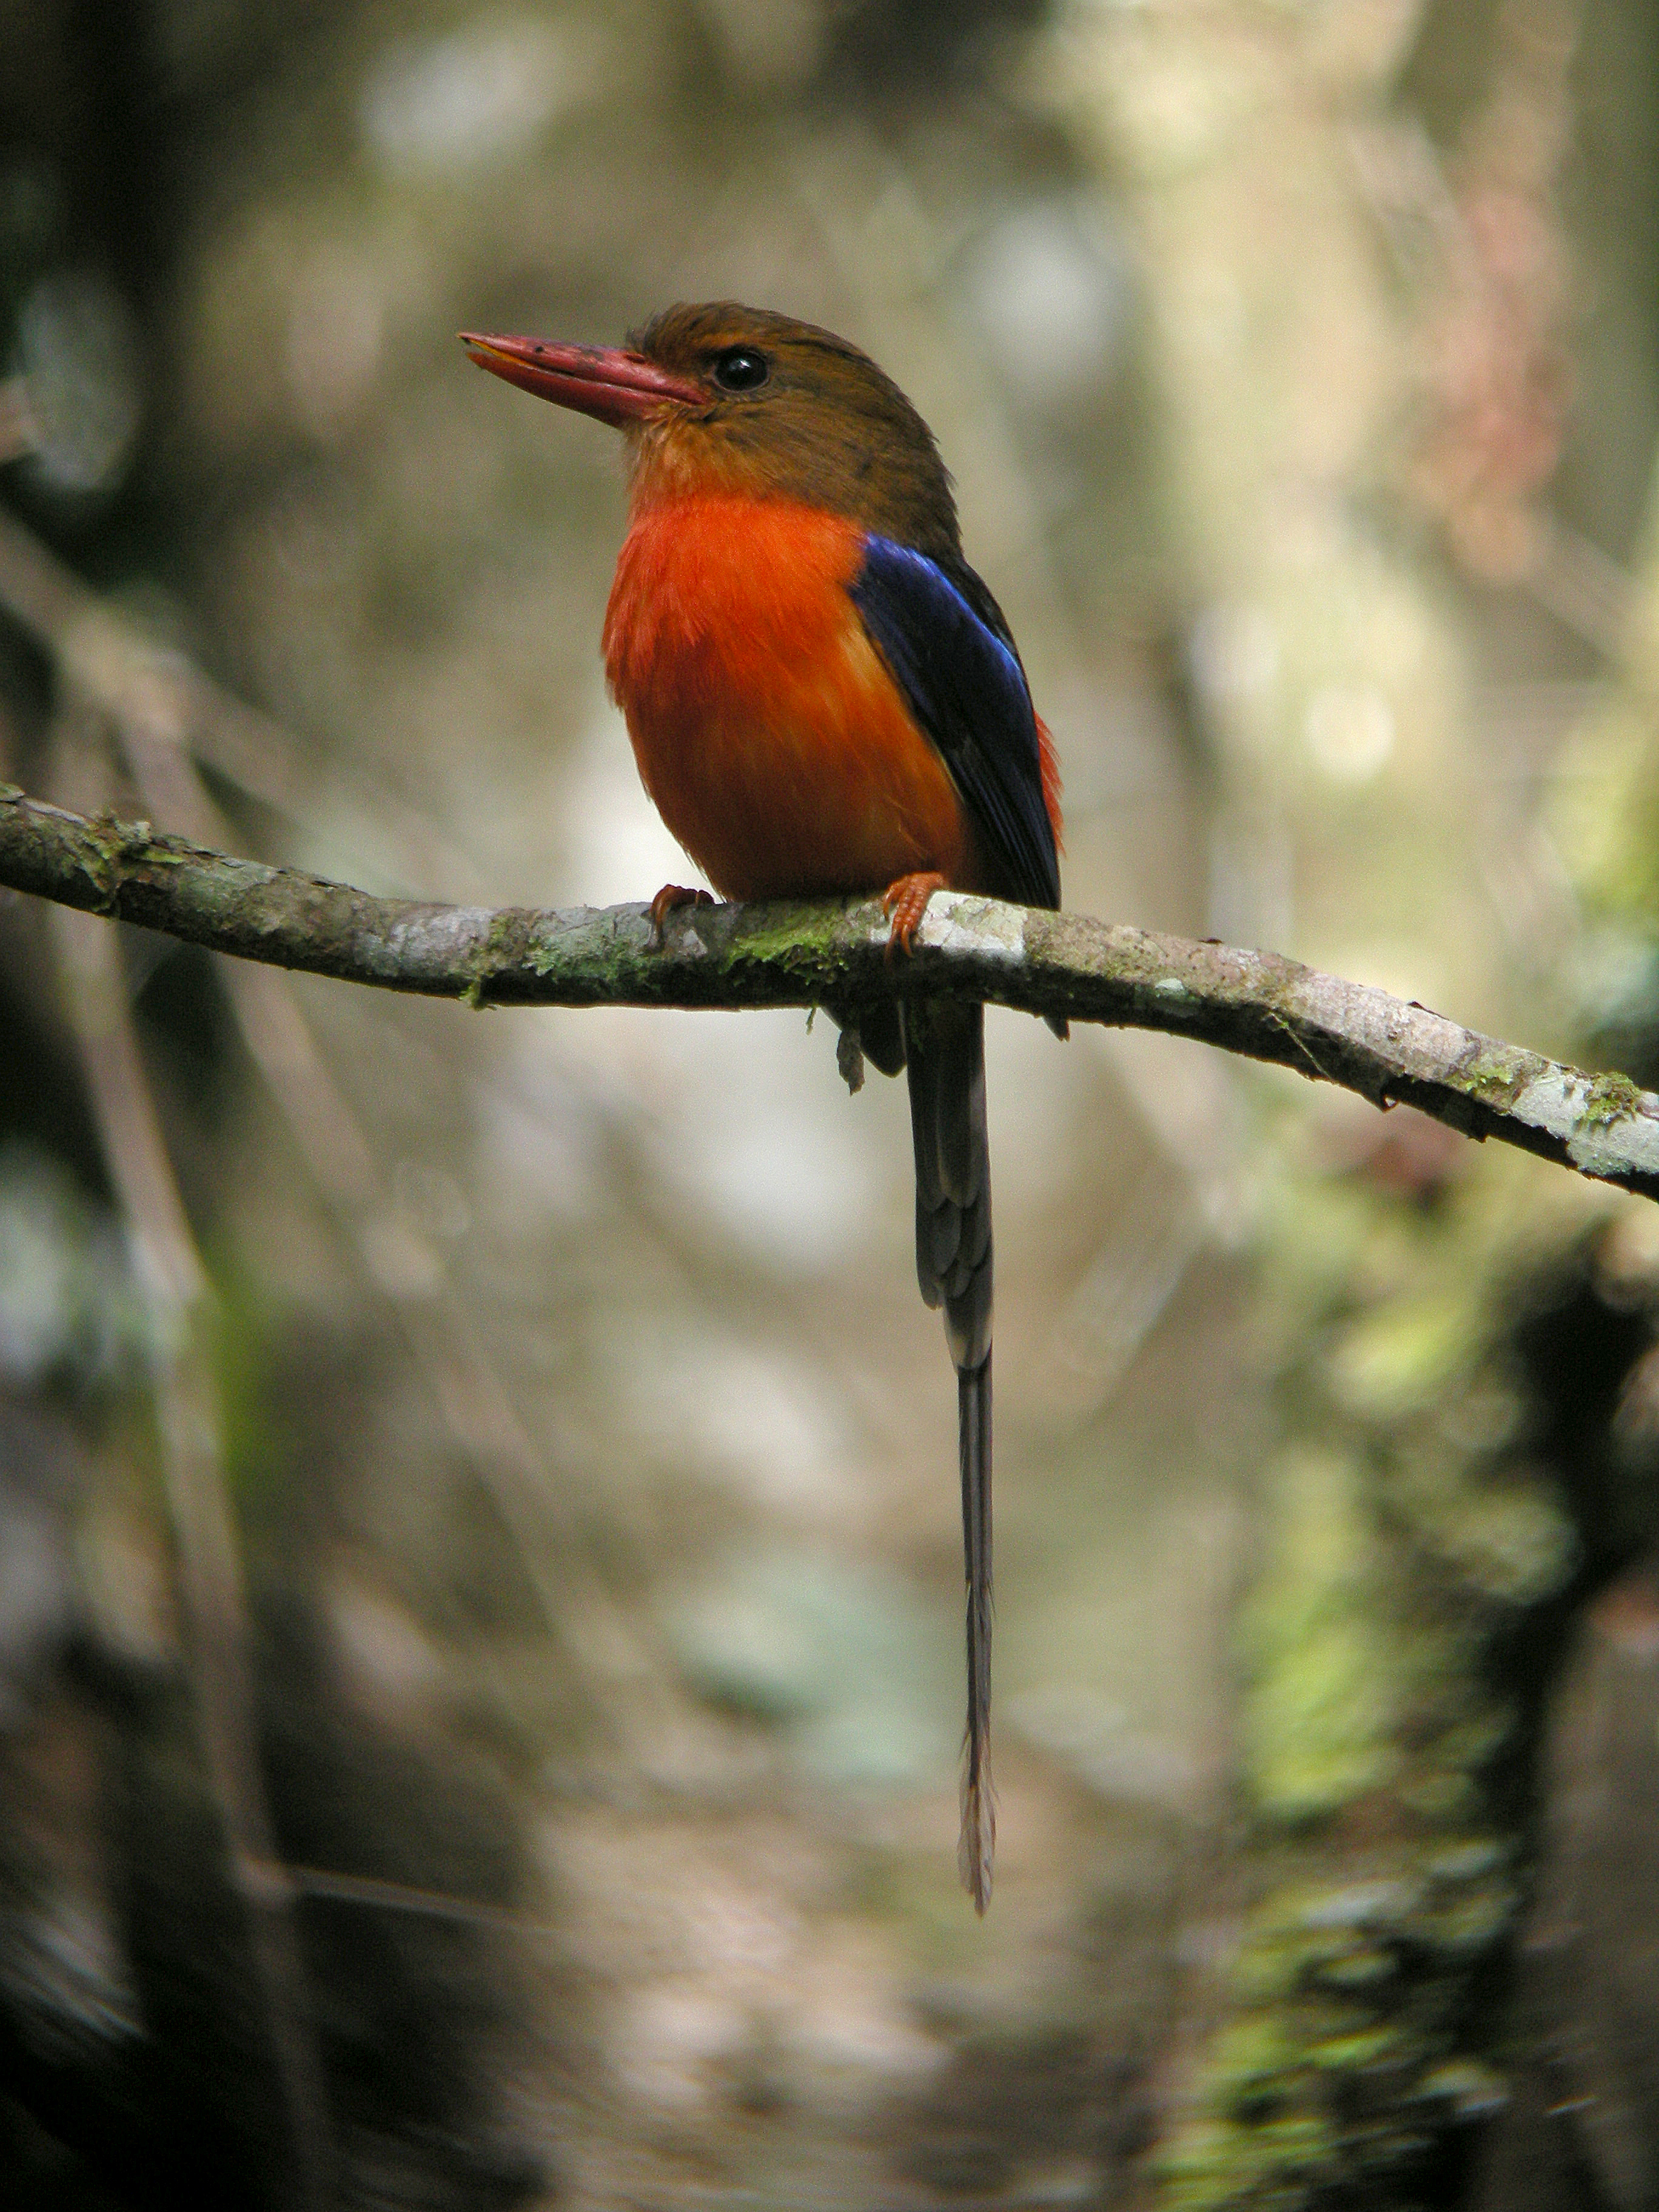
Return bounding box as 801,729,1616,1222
2,0,1659,2205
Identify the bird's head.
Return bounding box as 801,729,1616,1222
462,301,959,555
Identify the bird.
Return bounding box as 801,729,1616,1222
462,304,1062,1911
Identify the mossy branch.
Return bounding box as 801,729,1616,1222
4,781,1657,1201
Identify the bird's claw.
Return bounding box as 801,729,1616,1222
881,871,948,962
648,883,715,950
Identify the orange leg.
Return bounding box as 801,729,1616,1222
882,870,949,959
648,882,716,950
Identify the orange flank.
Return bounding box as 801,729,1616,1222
603,495,976,904
1034,715,1064,857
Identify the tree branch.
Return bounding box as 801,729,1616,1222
4,780,1657,1200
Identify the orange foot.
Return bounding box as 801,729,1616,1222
881,871,948,960
648,882,715,950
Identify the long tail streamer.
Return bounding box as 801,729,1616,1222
905,1000,996,1911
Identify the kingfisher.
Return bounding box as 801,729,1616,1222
463,304,1062,1911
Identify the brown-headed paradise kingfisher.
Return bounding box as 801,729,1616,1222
462,304,1064,1911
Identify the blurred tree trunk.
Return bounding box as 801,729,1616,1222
1456,438,1659,2212
1042,2,1659,2204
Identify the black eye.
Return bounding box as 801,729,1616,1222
711,347,769,392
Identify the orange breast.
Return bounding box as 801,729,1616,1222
601,495,973,902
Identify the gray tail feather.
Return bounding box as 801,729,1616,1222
957,1355,994,1912
826,999,907,1082
904,1001,995,1911
903,1001,991,1370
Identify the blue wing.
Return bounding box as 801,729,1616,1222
849,537,1061,913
